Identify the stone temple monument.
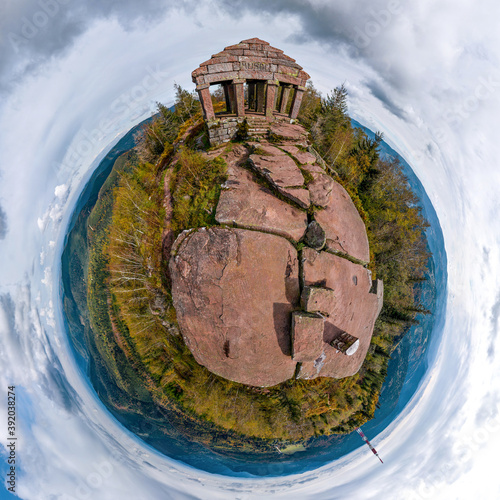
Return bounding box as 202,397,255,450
191,38,310,145
169,38,383,388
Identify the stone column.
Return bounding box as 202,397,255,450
223,83,232,114
265,80,278,120
233,79,246,117
227,84,237,115
289,86,306,119
247,82,256,111
256,82,266,113
279,85,292,114
196,83,215,121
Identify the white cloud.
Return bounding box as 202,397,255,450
0,1,500,499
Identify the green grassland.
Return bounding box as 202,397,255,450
83,85,430,446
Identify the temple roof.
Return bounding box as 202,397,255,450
192,38,310,87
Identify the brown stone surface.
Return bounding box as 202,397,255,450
215,163,307,241
297,248,380,379
269,122,309,144
192,38,310,88
308,173,335,207
169,227,299,387
301,286,335,316
314,181,370,262
249,152,304,189
278,187,310,208
291,312,324,362
302,162,325,175
279,145,317,166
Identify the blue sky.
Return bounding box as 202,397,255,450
1,1,500,498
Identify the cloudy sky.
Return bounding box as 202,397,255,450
1,0,500,498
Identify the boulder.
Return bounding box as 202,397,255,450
304,221,326,250
291,312,324,362
169,227,300,387
314,181,370,263
216,163,307,241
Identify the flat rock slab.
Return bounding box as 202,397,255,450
169,227,300,387
216,163,307,241
270,122,309,144
302,163,325,175
301,286,335,316
253,143,287,156
308,173,335,207
314,181,370,262
298,248,380,379
279,145,317,165
291,312,324,362
278,187,310,208
249,153,304,189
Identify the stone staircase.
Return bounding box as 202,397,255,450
246,116,271,138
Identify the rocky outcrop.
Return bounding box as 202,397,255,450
216,162,308,242
314,181,370,263
169,227,299,387
249,148,304,187
166,121,382,387
297,248,380,380
269,122,309,146
307,172,335,208
279,145,316,165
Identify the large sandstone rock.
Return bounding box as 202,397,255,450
278,187,310,208
301,286,335,316
167,121,382,386
308,173,335,207
279,145,317,165
269,122,309,145
216,163,307,241
297,248,380,380
249,151,304,189
169,227,300,387
314,181,370,263
291,312,324,362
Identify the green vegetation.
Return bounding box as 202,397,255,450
169,149,227,235
83,84,430,446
